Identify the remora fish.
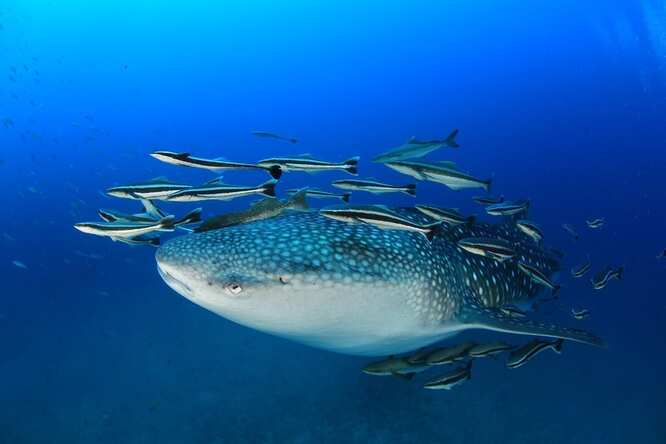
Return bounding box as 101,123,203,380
150,151,282,179
586,218,604,229
516,220,543,243
372,129,459,163
506,338,564,369
166,179,277,202
99,205,201,231
155,209,604,357
425,342,477,365
423,361,472,390
106,177,191,200
257,156,359,175
472,195,504,206
319,205,442,241
591,266,623,290
251,130,298,144
415,205,475,226
517,262,561,295
74,216,176,239
194,190,308,232
467,341,514,358
115,234,161,247
332,179,416,196
457,237,516,262
486,200,530,217
362,356,430,379
571,308,591,320
286,188,350,203
384,160,491,192
562,223,579,240
571,258,591,278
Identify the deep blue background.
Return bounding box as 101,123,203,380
1,1,664,443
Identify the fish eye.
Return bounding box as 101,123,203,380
225,283,243,295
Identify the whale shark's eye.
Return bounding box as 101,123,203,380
225,283,243,295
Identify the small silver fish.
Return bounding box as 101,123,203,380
320,205,442,242
106,177,191,200
516,220,543,243
362,355,430,379
586,218,604,229
74,216,176,239
257,156,358,175
425,342,477,365
506,339,563,369
591,266,623,290
472,195,504,206
571,308,591,320
12,260,27,269
415,205,475,225
150,151,282,179
286,188,350,203
467,342,514,358
372,129,459,163
571,258,591,278
423,361,472,390
384,160,490,192
458,237,516,262
486,200,530,217
562,223,579,240
166,180,276,202
251,130,298,144
517,262,561,295
332,179,416,196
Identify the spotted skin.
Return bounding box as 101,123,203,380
156,209,601,356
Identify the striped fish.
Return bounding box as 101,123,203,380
150,151,282,179
166,180,276,202
415,205,475,225
516,220,543,243
332,179,416,196
506,339,563,369
106,177,191,200
257,156,359,175
486,200,530,217
517,261,561,295
458,237,516,262
423,361,472,390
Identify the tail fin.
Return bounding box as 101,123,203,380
445,128,460,148
288,189,309,211
174,208,202,226
344,156,360,175
260,179,277,198
552,339,564,354
98,209,117,222
341,192,351,203
267,165,282,180
423,222,444,242
158,215,177,230
403,184,417,197
616,266,624,280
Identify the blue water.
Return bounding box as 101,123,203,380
1,1,665,442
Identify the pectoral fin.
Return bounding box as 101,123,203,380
459,295,605,347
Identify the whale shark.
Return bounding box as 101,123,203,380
155,209,603,356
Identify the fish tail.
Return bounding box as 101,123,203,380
174,208,202,226
552,338,564,354
267,165,283,180
403,184,417,196
341,192,351,203
159,215,177,230
344,156,360,175
445,128,460,148
260,179,278,198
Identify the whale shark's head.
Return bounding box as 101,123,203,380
155,211,437,355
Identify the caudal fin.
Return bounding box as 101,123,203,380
344,156,360,175
260,179,277,198
445,128,460,148
174,208,202,226
403,184,417,196
551,338,564,354
341,192,351,203
267,165,282,180
158,215,177,230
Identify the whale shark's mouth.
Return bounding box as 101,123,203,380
157,262,193,297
